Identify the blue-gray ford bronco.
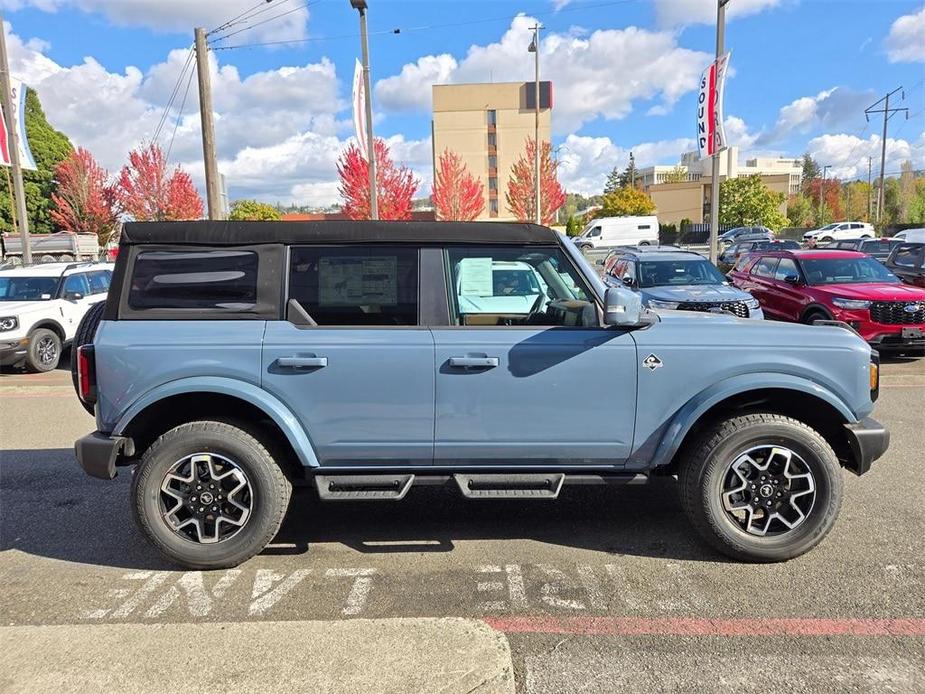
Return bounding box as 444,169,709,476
73,221,889,569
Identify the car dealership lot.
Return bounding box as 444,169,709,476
1,358,924,693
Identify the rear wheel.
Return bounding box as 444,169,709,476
70,301,106,413
679,413,843,562
25,328,61,372
820,236,833,243
132,421,292,569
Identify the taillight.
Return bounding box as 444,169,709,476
869,351,880,403
77,345,97,406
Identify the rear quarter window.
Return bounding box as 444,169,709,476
128,250,259,310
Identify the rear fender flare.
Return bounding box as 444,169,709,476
649,373,856,469
112,376,320,468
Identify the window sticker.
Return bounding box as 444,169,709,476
457,257,494,296
318,256,398,306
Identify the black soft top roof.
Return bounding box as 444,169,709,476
119,220,560,246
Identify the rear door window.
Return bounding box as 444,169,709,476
129,250,258,310
288,246,419,326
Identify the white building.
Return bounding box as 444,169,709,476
638,147,802,195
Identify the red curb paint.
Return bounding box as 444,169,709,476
484,616,925,637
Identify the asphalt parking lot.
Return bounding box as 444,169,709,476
1,354,923,693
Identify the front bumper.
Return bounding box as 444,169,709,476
0,337,29,366
843,417,890,476
74,432,134,480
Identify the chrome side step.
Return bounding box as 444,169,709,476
314,474,414,501
453,473,565,499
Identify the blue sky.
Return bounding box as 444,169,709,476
3,0,924,204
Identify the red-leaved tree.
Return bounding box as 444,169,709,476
432,148,484,221
116,143,204,221
337,138,417,220
50,147,120,247
505,137,566,225
806,177,844,222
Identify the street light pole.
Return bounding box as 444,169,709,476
820,164,831,224
528,25,541,225
0,15,31,265
351,0,378,220
708,0,731,265
629,151,635,188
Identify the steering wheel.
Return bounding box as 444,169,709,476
525,291,547,321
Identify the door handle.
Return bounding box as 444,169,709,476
448,356,499,369
276,356,328,369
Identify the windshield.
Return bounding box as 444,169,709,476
801,257,900,285
638,259,728,288
0,276,58,301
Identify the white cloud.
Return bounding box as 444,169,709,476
755,87,874,145
376,16,711,134
3,21,369,205
0,0,311,40
555,133,694,195
885,7,925,63
653,0,783,28
806,131,925,180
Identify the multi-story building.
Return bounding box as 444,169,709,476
432,82,551,220
637,147,801,225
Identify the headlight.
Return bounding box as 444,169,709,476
832,298,871,310
744,298,760,310
0,316,18,332
648,299,680,310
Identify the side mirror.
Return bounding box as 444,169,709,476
783,275,801,285
65,291,84,300
622,276,634,287
604,286,649,327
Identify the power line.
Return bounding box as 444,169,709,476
211,0,317,45
209,0,280,36
215,0,633,51
151,45,195,145
165,62,196,164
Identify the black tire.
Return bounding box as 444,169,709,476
679,413,843,562
70,301,106,413
802,308,830,325
25,328,61,372
131,421,292,569
821,236,833,243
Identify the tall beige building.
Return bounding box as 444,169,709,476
432,82,551,221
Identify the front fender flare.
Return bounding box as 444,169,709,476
113,376,320,468
647,372,856,470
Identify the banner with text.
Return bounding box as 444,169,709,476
697,53,730,159
0,80,38,170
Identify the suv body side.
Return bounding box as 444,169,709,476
885,243,925,287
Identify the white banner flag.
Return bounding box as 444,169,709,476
0,80,38,170
352,58,368,160
697,52,730,159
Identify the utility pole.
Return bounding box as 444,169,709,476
865,87,908,223
528,24,542,225
0,15,31,265
820,164,831,224
867,156,872,221
629,151,635,188
708,0,731,264
351,0,377,220
195,27,222,220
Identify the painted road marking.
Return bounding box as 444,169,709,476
249,568,312,616
486,615,925,636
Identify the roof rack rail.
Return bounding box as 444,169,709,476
61,261,96,273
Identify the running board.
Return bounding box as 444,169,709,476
315,474,414,501
453,473,565,499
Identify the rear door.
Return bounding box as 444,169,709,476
261,245,435,467
431,244,637,466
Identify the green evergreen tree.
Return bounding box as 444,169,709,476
0,89,73,234
800,153,820,193
603,166,621,195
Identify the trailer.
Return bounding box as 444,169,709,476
1,231,101,265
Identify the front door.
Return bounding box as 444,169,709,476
262,245,434,467
432,245,637,466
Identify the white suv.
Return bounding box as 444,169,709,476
803,221,874,245
0,262,112,372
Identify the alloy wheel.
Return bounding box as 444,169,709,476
159,453,252,544
721,445,816,537
37,336,58,367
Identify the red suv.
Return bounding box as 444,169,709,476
729,249,925,352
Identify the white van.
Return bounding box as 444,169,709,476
574,216,659,249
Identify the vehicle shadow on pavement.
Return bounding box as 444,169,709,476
0,448,717,570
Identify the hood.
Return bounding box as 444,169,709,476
643,284,750,303
0,300,55,316
812,282,925,302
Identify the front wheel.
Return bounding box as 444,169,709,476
25,328,61,372
132,421,292,569
679,413,843,562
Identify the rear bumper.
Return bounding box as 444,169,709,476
843,417,889,476
74,432,134,480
